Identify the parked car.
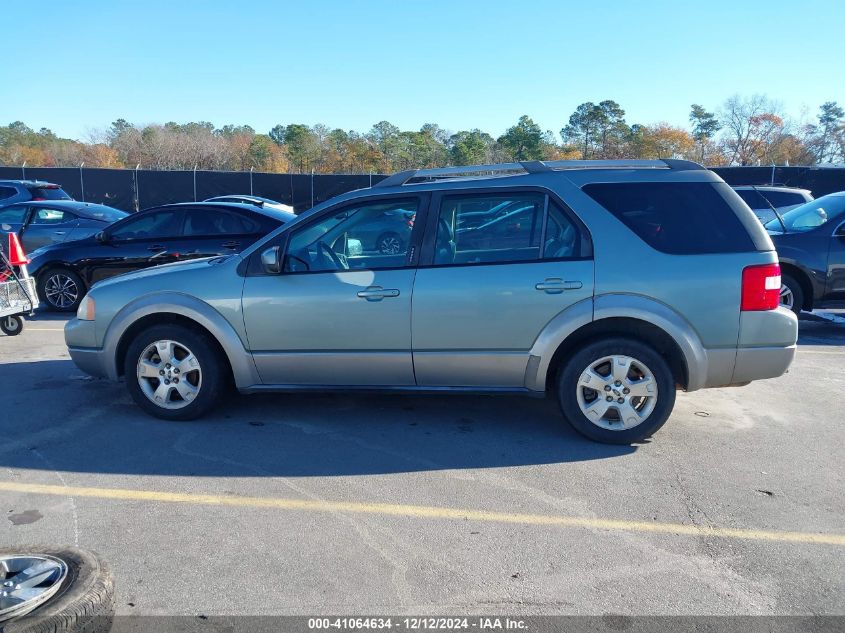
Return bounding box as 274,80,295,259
204,195,294,214
64,159,797,444
29,201,294,311
0,200,127,253
762,191,845,313
732,185,813,224
0,180,72,207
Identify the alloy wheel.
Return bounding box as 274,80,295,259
575,354,658,430
779,283,794,310
44,273,79,309
0,554,68,623
136,339,203,410
378,235,402,255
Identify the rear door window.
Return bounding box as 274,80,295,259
0,186,17,200
30,207,77,225
583,182,757,254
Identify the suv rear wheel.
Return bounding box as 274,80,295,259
124,324,224,420
558,338,676,444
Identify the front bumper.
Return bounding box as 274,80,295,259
65,317,110,379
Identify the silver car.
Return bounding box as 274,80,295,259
65,160,798,444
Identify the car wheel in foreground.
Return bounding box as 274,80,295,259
1,315,24,336
0,547,114,633
124,324,224,420
779,274,804,315
38,269,84,312
558,338,676,444
376,232,403,255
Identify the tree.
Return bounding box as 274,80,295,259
561,102,602,159
636,123,696,159
689,104,720,162
719,94,785,165
449,129,495,165
807,101,844,163
498,115,544,161
278,124,320,172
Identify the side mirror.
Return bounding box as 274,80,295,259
261,246,281,274
95,231,109,243
347,238,363,257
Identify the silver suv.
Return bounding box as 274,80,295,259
64,160,798,444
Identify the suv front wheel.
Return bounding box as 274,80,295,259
558,338,676,444
124,324,225,420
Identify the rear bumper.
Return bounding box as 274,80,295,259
732,344,796,383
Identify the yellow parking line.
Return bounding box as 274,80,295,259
1,481,842,547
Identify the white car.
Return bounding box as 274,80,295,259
732,186,814,224
203,195,294,214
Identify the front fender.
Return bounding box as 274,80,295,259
101,292,260,389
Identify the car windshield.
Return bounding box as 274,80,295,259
764,195,845,232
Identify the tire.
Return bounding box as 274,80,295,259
0,315,24,336
37,269,85,312
376,232,403,255
0,546,114,633
124,323,225,421
558,337,676,444
780,274,804,315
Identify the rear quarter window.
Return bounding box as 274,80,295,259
582,182,758,254
29,187,71,201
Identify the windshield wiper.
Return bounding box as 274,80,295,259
752,186,787,233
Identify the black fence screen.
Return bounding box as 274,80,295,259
1,165,842,213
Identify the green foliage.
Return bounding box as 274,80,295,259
498,115,544,161
2,97,842,172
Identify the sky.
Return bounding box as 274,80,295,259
1,0,843,141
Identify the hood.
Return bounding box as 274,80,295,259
90,255,236,291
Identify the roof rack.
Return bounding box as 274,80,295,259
374,158,704,188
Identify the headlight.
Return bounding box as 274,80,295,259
76,295,96,320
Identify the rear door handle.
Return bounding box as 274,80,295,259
147,244,166,252
357,286,401,301
535,278,583,293
222,240,241,249
52,231,66,235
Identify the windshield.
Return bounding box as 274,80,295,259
764,195,845,232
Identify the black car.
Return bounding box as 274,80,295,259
28,202,295,311
764,192,845,313
0,200,127,253
0,180,72,207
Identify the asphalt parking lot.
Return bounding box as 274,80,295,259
1,311,843,616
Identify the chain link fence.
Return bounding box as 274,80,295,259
0,166,388,214
2,164,844,214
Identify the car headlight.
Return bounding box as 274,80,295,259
76,295,96,321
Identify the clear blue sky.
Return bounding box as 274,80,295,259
1,0,842,140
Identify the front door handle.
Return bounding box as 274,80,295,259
52,231,66,235
535,278,583,294
357,286,401,301
222,240,241,249
147,244,166,252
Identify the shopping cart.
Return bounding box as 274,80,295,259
0,233,39,336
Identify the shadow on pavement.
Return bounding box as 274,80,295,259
798,311,845,346
0,359,635,479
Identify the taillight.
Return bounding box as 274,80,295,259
741,263,781,311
